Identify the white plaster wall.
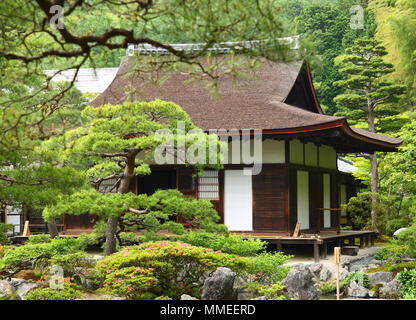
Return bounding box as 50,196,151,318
323,173,331,228
224,170,253,231
224,139,285,165
6,206,21,233
297,170,310,230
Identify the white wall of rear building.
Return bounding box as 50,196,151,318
297,170,310,230
224,170,253,231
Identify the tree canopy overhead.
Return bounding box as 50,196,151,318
0,0,291,67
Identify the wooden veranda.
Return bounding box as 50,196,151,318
237,230,378,263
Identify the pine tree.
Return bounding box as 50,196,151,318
334,37,406,229
41,100,223,255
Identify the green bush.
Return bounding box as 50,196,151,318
97,241,252,299
345,192,413,235
118,232,143,246
0,223,13,245
97,241,291,299
397,224,416,258
398,268,416,299
103,266,159,299
341,272,369,289
27,234,52,244
320,282,337,295
49,252,97,276
368,261,416,274
248,252,291,283
0,245,14,258
25,285,83,300
0,237,85,273
176,231,266,256
374,242,407,263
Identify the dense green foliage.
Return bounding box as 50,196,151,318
0,223,13,245
398,268,416,299
341,271,370,289
97,240,290,299
25,285,83,301
397,224,416,258
0,237,85,273
97,241,252,299
176,231,266,256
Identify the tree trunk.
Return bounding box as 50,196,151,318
47,219,60,238
104,151,137,255
104,215,119,255
370,152,379,231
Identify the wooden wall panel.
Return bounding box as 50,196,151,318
253,166,289,232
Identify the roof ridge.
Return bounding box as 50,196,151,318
126,36,300,56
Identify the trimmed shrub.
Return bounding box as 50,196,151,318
374,242,407,263
248,252,291,283
97,241,251,299
27,234,52,244
0,237,85,273
25,285,83,300
176,231,266,256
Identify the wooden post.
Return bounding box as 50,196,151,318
321,242,328,259
334,247,341,300
22,220,30,237
314,242,320,263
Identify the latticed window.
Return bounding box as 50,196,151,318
198,171,219,200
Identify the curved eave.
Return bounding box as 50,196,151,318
215,119,403,153
339,123,403,152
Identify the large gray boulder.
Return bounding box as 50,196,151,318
346,281,369,298
379,278,401,299
282,265,321,300
320,267,332,282
202,267,236,300
0,280,13,300
15,282,41,300
309,263,323,277
368,272,394,286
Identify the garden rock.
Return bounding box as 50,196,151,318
368,272,394,286
309,263,323,277
9,278,26,290
320,267,332,282
15,281,41,300
379,278,401,299
282,265,321,300
0,280,13,299
181,294,199,300
342,250,377,272
346,281,369,298
339,267,349,281
202,267,236,300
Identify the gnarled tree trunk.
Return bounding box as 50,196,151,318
104,151,137,255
